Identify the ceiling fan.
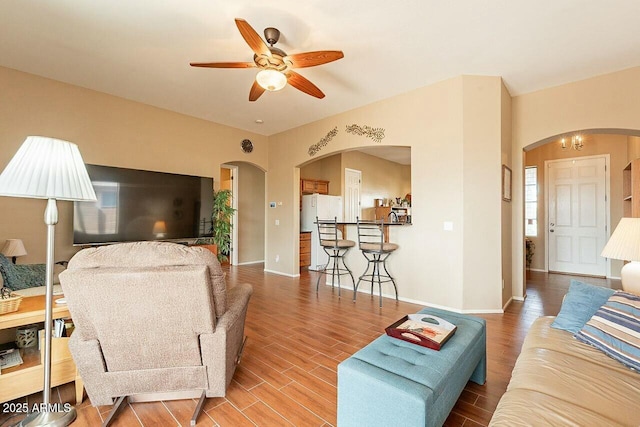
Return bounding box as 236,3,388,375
190,18,344,101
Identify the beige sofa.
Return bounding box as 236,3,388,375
490,316,640,426
60,241,253,410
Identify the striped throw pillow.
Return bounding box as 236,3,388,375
575,291,640,371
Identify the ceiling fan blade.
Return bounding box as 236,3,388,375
249,80,266,102
235,18,271,57
287,50,344,68
190,62,255,68
287,71,325,99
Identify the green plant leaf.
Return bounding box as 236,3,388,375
211,189,236,262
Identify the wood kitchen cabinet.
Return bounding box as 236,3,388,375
300,232,311,270
301,179,329,195
300,179,330,210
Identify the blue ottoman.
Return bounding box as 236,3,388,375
337,307,486,427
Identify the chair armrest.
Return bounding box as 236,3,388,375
216,283,253,332
68,333,114,406
200,282,252,395
68,333,107,376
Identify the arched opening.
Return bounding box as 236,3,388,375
296,146,411,272
222,161,266,266
522,130,640,296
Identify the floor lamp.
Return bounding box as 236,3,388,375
0,136,96,426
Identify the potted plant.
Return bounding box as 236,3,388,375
196,189,235,263
525,237,535,278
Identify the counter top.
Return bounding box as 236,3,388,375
335,221,411,226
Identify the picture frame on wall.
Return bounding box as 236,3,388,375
502,165,512,202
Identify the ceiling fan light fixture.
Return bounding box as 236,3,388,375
256,69,287,91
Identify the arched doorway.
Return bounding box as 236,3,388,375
222,161,266,266
522,131,640,295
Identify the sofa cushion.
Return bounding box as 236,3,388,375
0,254,19,289
551,279,615,334
575,291,640,371
490,316,640,426
0,257,65,291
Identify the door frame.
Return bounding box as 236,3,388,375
543,154,610,277
221,164,239,266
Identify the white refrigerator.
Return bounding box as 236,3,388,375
301,194,343,271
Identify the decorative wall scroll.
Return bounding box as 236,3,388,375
345,124,386,143
308,126,338,156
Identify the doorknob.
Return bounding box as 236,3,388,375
550,229,554,233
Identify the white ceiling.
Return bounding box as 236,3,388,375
2,1,640,136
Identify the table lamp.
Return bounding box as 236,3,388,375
152,220,167,238
2,238,27,263
600,217,640,295
0,136,96,426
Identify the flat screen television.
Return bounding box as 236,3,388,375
73,164,214,245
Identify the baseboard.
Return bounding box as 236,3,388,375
529,268,547,272
236,260,264,266
512,296,526,302
502,297,513,311
321,282,504,314
263,269,299,278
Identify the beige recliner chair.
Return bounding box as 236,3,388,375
60,241,253,426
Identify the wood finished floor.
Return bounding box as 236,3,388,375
0,268,621,427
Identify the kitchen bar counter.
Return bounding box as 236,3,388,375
335,221,411,243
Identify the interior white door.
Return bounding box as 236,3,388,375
344,168,361,222
547,157,607,276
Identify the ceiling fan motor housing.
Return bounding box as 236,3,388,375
264,27,280,46
254,48,291,72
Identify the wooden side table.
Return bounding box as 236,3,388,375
0,295,83,404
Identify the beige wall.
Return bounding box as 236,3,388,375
462,76,504,310
501,82,513,307
0,66,268,264
228,162,265,264
268,75,506,312
512,66,640,297
524,134,627,276
628,136,640,161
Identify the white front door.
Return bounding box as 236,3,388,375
344,168,361,222
547,156,608,276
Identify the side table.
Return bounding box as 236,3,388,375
0,294,83,404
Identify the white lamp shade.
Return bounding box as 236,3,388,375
256,69,287,91
0,136,97,201
601,217,640,261
2,239,27,257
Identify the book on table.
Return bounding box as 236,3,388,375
0,348,23,370
385,313,457,350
